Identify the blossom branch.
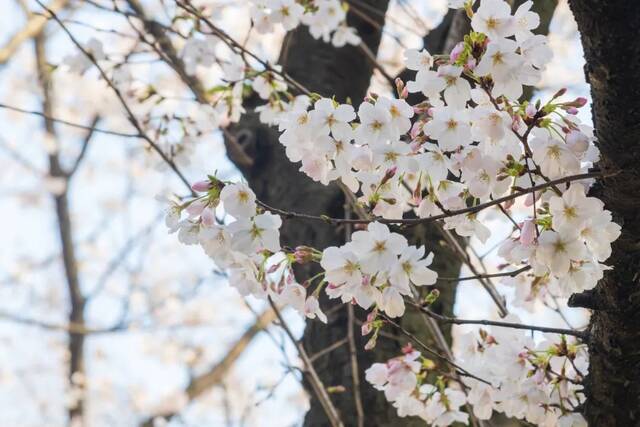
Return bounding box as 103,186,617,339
256,170,605,226
176,0,313,97
437,265,531,282
381,315,493,386
411,303,587,339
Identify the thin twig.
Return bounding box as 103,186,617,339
0,103,141,138
268,299,344,427
256,171,606,226
347,305,365,427
67,115,99,177
437,265,531,282
411,303,588,339
382,315,493,386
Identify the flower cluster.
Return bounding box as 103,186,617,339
260,0,564,245
459,322,587,426
365,345,469,426
367,324,587,426
321,222,437,317
250,0,361,47
162,0,624,425
165,179,326,322
499,182,621,304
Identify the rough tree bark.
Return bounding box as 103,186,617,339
567,2,640,426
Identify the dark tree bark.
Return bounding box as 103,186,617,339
567,2,640,426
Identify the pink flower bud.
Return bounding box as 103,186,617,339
552,88,567,99
191,180,211,192
574,97,588,107
266,263,280,274
381,166,397,184
401,343,414,354
293,246,314,264
395,77,405,95
566,107,579,115
364,335,377,350
511,115,522,132
519,220,537,246
525,104,537,118
401,87,409,99
409,121,422,139
361,322,372,336
450,42,464,62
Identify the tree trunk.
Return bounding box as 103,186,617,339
567,1,640,425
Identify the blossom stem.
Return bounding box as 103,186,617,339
256,170,606,226
411,303,588,339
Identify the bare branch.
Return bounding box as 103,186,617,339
0,102,141,138
66,115,99,177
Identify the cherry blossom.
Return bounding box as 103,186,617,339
220,182,257,219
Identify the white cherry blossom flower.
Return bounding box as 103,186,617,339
267,0,305,30
548,185,601,234
423,106,472,151
332,26,361,47
228,212,282,253
404,49,433,73
513,1,540,42
376,97,414,137
389,246,437,292
530,132,580,178
320,246,363,286
406,70,445,105
535,230,587,277
438,65,471,108
309,98,355,141
220,182,257,218
354,102,393,145
350,222,408,274
471,0,515,40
